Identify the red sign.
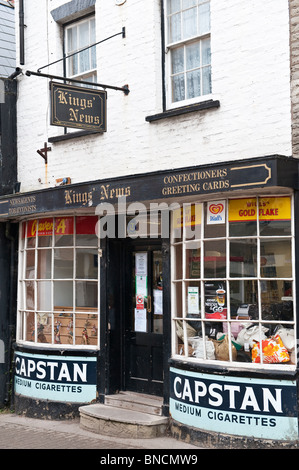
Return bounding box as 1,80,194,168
24,216,97,238
136,295,144,310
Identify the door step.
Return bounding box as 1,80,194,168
79,392,168,438
105,391,164,416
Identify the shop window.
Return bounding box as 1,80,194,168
17,216,99,348
164,0,211,107
171,196,296,368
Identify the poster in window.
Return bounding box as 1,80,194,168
204,281,227,319
188,286,200,315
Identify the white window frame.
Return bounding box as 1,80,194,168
16,216,100,350
64,15,97,84
171,193,297,371
164,0,212,109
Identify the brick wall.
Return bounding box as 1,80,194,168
14,0,293,192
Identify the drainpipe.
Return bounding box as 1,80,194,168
19,0,25,65
4,223,16,407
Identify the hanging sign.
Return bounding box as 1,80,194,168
50,82,107,132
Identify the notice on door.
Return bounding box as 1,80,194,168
135,252,147,275
135,308,147,332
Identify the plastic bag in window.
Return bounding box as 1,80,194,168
251,334,290,364
189,336,215,360
236,324,268,348
275,327,295,351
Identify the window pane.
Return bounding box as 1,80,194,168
198,2,210,34
260,239,292,278
25,311,35,342
55,234,73,246
68,55,78,76
54,281,73,308
78,21,89,48
202,37,211,65
90,18,96,41
91,45,96,70
261,280,293,321
186,42,200,69
229,280,258,318
172,47,184,74
230,239,257,277
173,282,183,317
182,7,197,39
186,241,201,278
37,281,51,311
204,240,226,278
76,281,98,308
25,281,34,310
167,0,180,14
54,249,73,279
172,73,185,101
37,249,52,279
202,66,211,95
183,0,197,8
75,313,98,346
67,26,77,52
25,250,35,279
173,244,183,279
79,49,90,74
76,249,98,279
169,13,181,42
187,69,201,98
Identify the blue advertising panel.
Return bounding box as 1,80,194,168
14,352,97,403
170,367,298,441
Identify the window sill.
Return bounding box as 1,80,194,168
145,99,220,122
48,129,103,143
169,357,298,380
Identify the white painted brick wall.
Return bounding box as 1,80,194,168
14,0,292,193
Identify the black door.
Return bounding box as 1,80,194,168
124,242,163,396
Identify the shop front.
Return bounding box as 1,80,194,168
4,155,299,444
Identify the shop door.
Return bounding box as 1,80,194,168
124,243,163,396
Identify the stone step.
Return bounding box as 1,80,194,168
104,391,163,416
79,403,169,439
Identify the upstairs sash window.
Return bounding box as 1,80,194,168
165,0,211,106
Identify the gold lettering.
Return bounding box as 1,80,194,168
69,108,78,122
55,218,66,234
58,91,68,105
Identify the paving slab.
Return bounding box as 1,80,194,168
0,412,199,450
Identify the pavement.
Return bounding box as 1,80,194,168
0,410,199,451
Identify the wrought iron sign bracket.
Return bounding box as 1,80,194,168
24,27,129,94
25,70,130,95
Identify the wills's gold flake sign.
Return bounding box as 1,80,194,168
50,82,107,132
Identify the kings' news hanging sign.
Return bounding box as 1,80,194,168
50,82,107,132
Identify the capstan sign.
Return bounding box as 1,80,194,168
170,368,299,440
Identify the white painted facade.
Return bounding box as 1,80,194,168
14,0,292,193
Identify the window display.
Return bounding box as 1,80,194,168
171,196,296,367
17,216,99,348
